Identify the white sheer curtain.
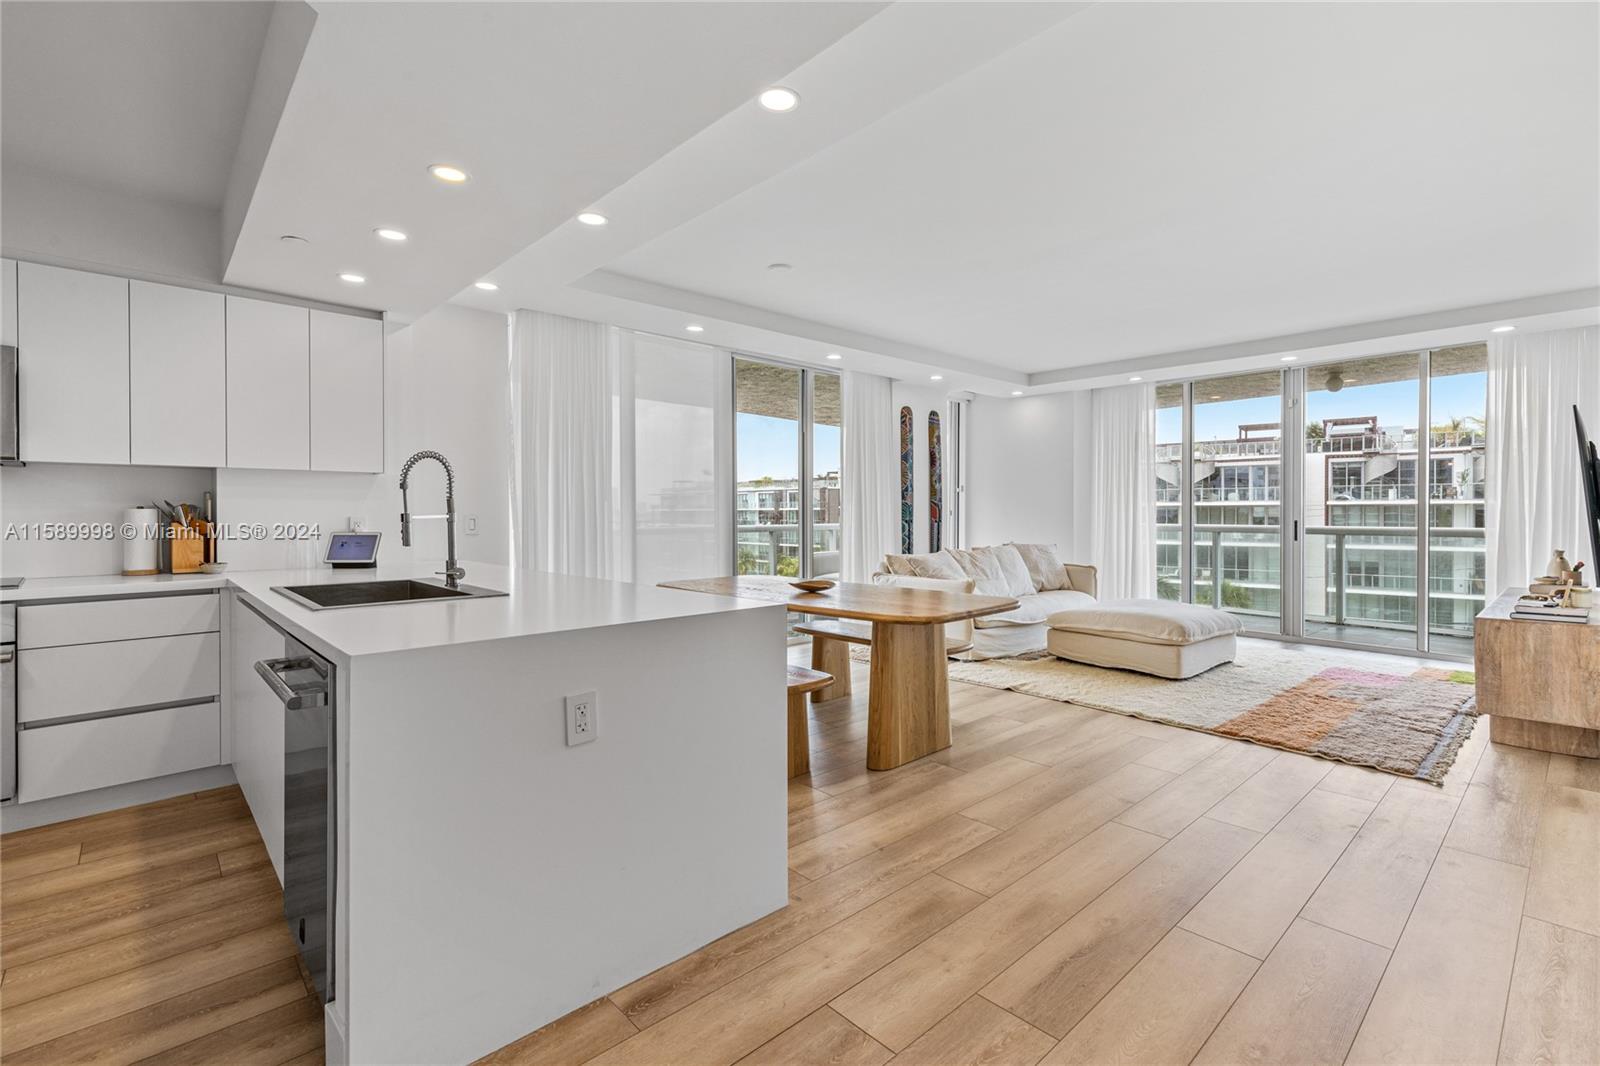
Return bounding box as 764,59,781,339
510,309,617,578
1089,382,1157,600
1485,324,1600,592
841,371,897,582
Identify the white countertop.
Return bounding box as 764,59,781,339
3,564,777,661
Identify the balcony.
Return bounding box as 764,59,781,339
1156,523,1483,657
736,523,842,578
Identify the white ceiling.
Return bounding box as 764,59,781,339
604,1,1600,376
1,1,274,208
221,1,883,321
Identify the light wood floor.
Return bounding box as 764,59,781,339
3,646,1595,1066
483,648,1600,1066
0,785,325,1065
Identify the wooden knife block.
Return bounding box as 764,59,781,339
170,523,207,574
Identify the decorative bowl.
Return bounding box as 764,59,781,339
790,579,835,593
199,562,229,574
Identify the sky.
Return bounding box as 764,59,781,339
738,413,840,482
1160,372,1487,444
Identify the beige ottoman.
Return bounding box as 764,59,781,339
1046,600,1243,679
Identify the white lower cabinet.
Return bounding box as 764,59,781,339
230,594,286,882
18,703,220,804
18,632,220,723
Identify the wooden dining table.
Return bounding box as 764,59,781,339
659,576,1019,770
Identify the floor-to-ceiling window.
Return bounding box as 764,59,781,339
732,357,842,580
1152,344,1487,659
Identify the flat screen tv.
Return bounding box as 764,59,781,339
1576,405,1600,572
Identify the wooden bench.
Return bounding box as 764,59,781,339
793,619,870,703
786,665,834,777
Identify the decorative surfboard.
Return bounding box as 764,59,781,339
899,406,914,553
928,410,943,552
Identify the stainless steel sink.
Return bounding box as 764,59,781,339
271,579,506,611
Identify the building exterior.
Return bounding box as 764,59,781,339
735,473,842,576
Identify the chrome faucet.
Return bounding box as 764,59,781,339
399,450,465,588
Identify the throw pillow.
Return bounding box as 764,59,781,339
1009,542,1072,591
902,550,966,581
989,543,1039,599
947,547,1013,597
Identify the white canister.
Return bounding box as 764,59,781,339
123,507,161,576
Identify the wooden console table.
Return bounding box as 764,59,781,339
659,576,1017,770
1475,587,1600,757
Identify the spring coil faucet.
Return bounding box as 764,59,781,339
399,450,464,588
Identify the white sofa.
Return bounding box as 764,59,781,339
872,544,1097,660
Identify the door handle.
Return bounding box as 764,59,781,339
254,657,328,710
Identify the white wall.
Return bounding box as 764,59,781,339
218,303,511,572
0,464,215,578
966,391,1093,561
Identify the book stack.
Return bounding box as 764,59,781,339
1512,598,1591,624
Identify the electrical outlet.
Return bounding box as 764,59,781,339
465,514,479,535
565,691,597,746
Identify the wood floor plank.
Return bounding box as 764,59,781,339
1194,918,1388,1066
589,875,984,1066
1441,741,1550,866
1346,847,1528,1065
734,1007,891,1066
0,843,81,882
1523,784,1600,936
788,780,827,813
1300,782,1459,949
888,997,1055,1066
933,714,1099,773
999,713,1146,768
788,758,1046,881
1,890,284,1006
475,997,637,1065
140,992,324,1066
834,822,1164,1051
960,736,1166,830
1043,928,1258,1066
1497,917,1599,1066
981,817,1262,1037
788,762,964,845
0,958,308,1066
218,841,272,875
1133,730,1227,774
1114,743,1277,839
1179,789,1376,959
1546,753,1600,792
3,790,246,862
1315,762,1397,803
939,763,1173,896
612,814,998,1030
1,921,299,1051
3,819,258,906
1203,750,1332,833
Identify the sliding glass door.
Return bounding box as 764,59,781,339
1153,345,1487,658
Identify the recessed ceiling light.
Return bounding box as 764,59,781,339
429,164,468,184
577,212,608,226
1209,395,1222,400
375,228,408,242
685,324,705,333
1281,355,1298,362
1491,324,1516,333
758,87,800,112
930,375,944,381
768,262,792,272
279,234,307,244
1129,376,1143,382
474,280,499,291
825,352,841,360
1011,390,1024,397
338,272,366,285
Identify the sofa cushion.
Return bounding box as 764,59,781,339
1009,543,1072,591
974,589,1095,628
947,547,1013,597
988,544,1039,599
884,550,966,581
1046,599,1245,646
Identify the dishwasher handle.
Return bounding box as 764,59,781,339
0,647,13,664
254,657,329,710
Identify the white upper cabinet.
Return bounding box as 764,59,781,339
18,262,130,464
226,296,309,470
2,259,16,348
310,310,384,472
130,281,226,467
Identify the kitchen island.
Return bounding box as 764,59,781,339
6,564,788,1065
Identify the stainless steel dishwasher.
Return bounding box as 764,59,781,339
253,626,337,1003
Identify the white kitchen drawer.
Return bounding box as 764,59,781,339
18,632,220,723
18,593,220,650
18,703,221,803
